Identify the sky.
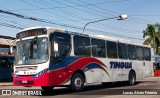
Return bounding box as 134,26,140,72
0,0,160,43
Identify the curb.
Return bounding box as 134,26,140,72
0,85,13,86
0,85,13,87
0,83,13,86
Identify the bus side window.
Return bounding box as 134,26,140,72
128,45,136,60
136,46,144,60
91,38,105,57
107,41,118,58
118,43,128,59
143,47,151,61
74,36,91,56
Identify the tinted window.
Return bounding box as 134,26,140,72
74,36,90,56
91,39,105,57
144,47,151,61
118,43,128,59
107,41,117,58
136,46,144,60
128,45,136,60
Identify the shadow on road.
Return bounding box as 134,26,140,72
39,81,142,96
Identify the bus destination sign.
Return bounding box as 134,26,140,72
16,28,47,39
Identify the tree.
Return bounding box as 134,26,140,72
143,23,160,54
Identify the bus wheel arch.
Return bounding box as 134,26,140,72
70,70,85,92
128,69,136,85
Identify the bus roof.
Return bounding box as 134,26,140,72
18,26,55,32
91,34,149,47
19,26,150,48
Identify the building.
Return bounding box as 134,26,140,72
0,35,16,81
0,35,16,56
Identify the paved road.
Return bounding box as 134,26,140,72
0,77,160,98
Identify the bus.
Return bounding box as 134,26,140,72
13,27,154,91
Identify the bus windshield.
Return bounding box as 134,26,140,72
15,37,48,65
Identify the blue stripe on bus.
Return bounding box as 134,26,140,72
82,63,104,72
49,57,78,70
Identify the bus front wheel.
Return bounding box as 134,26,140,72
70,73,84,92
41,86,54,91
128,71,136,85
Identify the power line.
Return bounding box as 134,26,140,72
77,0,119,15
0,21,24,29
130,15,160,16
0,9,144,41
20,0,78,21
130,17,157,23
18,0,155,24
95,24,143,34
59,0,148,28
10,0,129,11
77,0,158,24
50,0,143,33
64,0,113,17
0,1,145,39
19,0,143,34
0,14,27,27
77,0,147,24
15,0,156,24
35,0,86,21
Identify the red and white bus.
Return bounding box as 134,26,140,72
13,27,154,91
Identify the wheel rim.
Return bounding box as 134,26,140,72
74,77,82,89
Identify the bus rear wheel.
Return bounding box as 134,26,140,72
128,71,136,85
70,73,84,92
41,86,54,91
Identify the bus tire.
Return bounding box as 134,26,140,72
70,73,84,92
41,86,54,91
128,71,136,85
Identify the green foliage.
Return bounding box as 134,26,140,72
143,23,160,55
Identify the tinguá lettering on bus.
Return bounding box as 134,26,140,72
110,62,132,69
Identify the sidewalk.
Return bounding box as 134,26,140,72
0,82,13,86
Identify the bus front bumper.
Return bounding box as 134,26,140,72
13,72,51,86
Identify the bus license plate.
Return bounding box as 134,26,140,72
22,81,27,83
